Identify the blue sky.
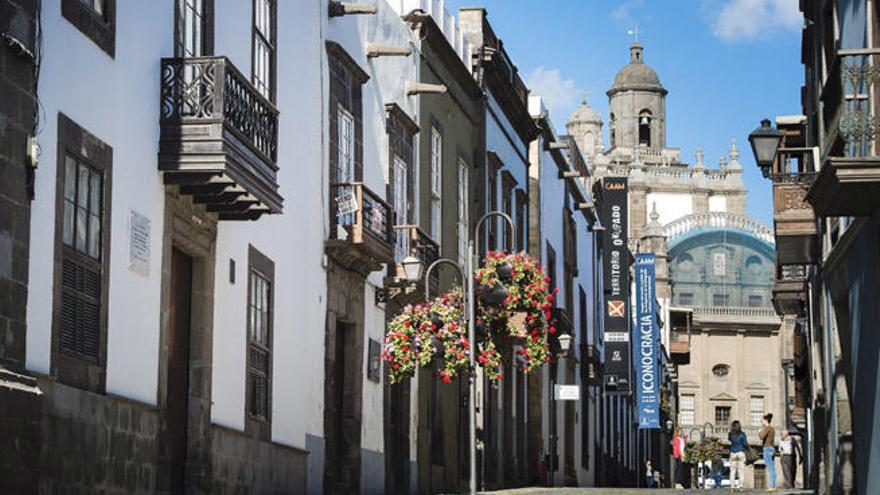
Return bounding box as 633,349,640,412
443,0,804,226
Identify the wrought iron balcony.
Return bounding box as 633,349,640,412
772,264,808,316
159,56,282,220
811,48,880,216
326,183,394,274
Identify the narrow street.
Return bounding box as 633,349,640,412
481,489,814,495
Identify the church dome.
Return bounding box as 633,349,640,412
568,99,602,125
608,43,666,95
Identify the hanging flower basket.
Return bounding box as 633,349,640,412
382,289,469,384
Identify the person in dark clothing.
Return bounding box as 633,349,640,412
710,454,725,489
728,420,748,491
779,430,802,488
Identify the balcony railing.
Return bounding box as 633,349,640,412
770,147,818,264
811,48,880,216
326,183,394,273
159,56,282,219
772,264,809,316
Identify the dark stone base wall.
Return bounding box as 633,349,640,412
38,378,162,494
0,370,41,494
204,426,307,494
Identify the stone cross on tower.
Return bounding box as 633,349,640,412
627,27,641,43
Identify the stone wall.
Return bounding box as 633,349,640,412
38,379,162,493
0,0,36,369
204,425,307,494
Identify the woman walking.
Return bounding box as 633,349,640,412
672,426,686,489
728,420,748,491
779,430,802,488
759,413,777,491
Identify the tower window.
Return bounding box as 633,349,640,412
639,110,652,147
610,113,616,148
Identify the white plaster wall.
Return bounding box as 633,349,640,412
28,0,171,405
645,192,692,227
708,194,727,213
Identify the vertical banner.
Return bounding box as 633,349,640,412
635,253,660,429
600,177,631,393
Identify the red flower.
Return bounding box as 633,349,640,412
554,287,559,294
544,276,551,283
496,372,503,380
549,326,556,334
404,321,411,327
443,375,451,383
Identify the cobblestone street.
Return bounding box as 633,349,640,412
480,488,814,495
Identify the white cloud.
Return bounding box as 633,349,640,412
706,0,801,42
524,66,579,119
611,0,645,27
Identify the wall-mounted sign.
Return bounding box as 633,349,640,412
635,253,660,429
128,210,150,277
554,384,580,401
335,190,359,217
599,177,631,394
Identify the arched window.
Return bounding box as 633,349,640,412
610,113,616,147
639,110,652,147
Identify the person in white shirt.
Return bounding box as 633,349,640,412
779,430,802,488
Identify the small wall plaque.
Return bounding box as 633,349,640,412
128,210,150,277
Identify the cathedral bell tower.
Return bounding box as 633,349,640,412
607,43,668,151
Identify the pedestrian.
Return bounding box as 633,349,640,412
710,452,724,489
759,413,777,492
728,420,748,491
779,430,802,488
672,426,686,490
645,459,654,488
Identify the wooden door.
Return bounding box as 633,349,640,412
168,248,193,493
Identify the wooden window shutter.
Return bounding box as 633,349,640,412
60,251,102,361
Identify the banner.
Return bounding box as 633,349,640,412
599,177,631,393
635,253,660,429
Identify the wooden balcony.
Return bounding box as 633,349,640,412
668,308,692,365
773,179,818,264
772,264,808,316
808,156,880,216
326,183,394,275
810,48,880,216
159,57,282,220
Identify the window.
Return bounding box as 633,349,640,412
502,173,514,250
337,108,355,183
750,396,764,427
715,406,731,426
486,160,498,250
252,0,276,100
515,190,527,252
638,110,652,147
62,0,116,57
458,159,469,265
53,114,112,393
609,113,616,148
712,364,730,377
246,246,274,438
430,128,442,242
678,292,693,306
546,242,557,304
748,295,763,307
680,394,694,425
713,294,729,307
176,0,212,57
392,157,409,261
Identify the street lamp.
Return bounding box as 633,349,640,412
665,419,674,432
748,118,782,178
557,332,572,354
401,255,423,283
547,329,573,487
417,211,516,495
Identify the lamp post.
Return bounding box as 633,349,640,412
418,211,516,495
748,118,783,178
547,329,572,487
